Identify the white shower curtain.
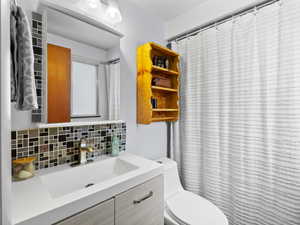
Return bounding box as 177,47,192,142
105,61,120,120
171,1,300,225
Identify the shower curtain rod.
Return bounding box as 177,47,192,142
101,58,120,65
10,0,17,6
168,0,280,43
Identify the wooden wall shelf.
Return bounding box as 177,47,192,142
152,65,179,76
152,86,178,92
152,117,178,122
152,109,178,112
137,42,180,124
150,42,179,57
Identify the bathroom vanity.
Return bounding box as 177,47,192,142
11,2,164,225
12,153,164,225
55,176,162,225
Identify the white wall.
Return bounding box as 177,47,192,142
0,0,12,224
12,0,168,159
165,0,266,40
116,1,167,159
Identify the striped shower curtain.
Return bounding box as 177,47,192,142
171,1,300,224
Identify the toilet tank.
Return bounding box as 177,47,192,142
157,158,184,199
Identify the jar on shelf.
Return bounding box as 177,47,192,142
12,157,36,181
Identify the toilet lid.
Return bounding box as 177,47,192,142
166,191,228,225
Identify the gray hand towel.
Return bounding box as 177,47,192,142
10,4,18,102
11,5,38,111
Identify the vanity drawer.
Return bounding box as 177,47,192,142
115,175,164,225
54,198,114,225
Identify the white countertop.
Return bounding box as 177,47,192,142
13,120,125,131
36,120,125,129
12,153,163,225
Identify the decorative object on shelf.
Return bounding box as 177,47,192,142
152,77,172,88
12,157,36,181
152,56,169,69
137,42,180,124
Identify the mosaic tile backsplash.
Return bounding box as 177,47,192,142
31,12,44,122
11,122,126,170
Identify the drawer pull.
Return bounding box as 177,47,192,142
133,191,153,204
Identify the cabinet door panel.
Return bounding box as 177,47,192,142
55,198,114,225
115,176,164,225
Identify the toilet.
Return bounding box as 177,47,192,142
158,158,228,225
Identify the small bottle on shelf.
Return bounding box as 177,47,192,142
165,58,169,69
151,97,158,109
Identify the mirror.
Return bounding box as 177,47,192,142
45,7,121,124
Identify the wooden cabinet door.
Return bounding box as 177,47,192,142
115,176,164,225
47,44,71,123
55,198,114,225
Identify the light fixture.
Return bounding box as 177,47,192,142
87,0,98,9
101,0,122,25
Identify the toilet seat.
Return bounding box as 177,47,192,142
166,191,228,225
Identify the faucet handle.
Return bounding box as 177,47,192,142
86,146,94,153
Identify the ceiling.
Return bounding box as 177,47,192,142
125,0,209,21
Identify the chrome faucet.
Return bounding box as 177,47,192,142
79,138,94,165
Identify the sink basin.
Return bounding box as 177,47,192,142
12,153,164,225
40,158,138,198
